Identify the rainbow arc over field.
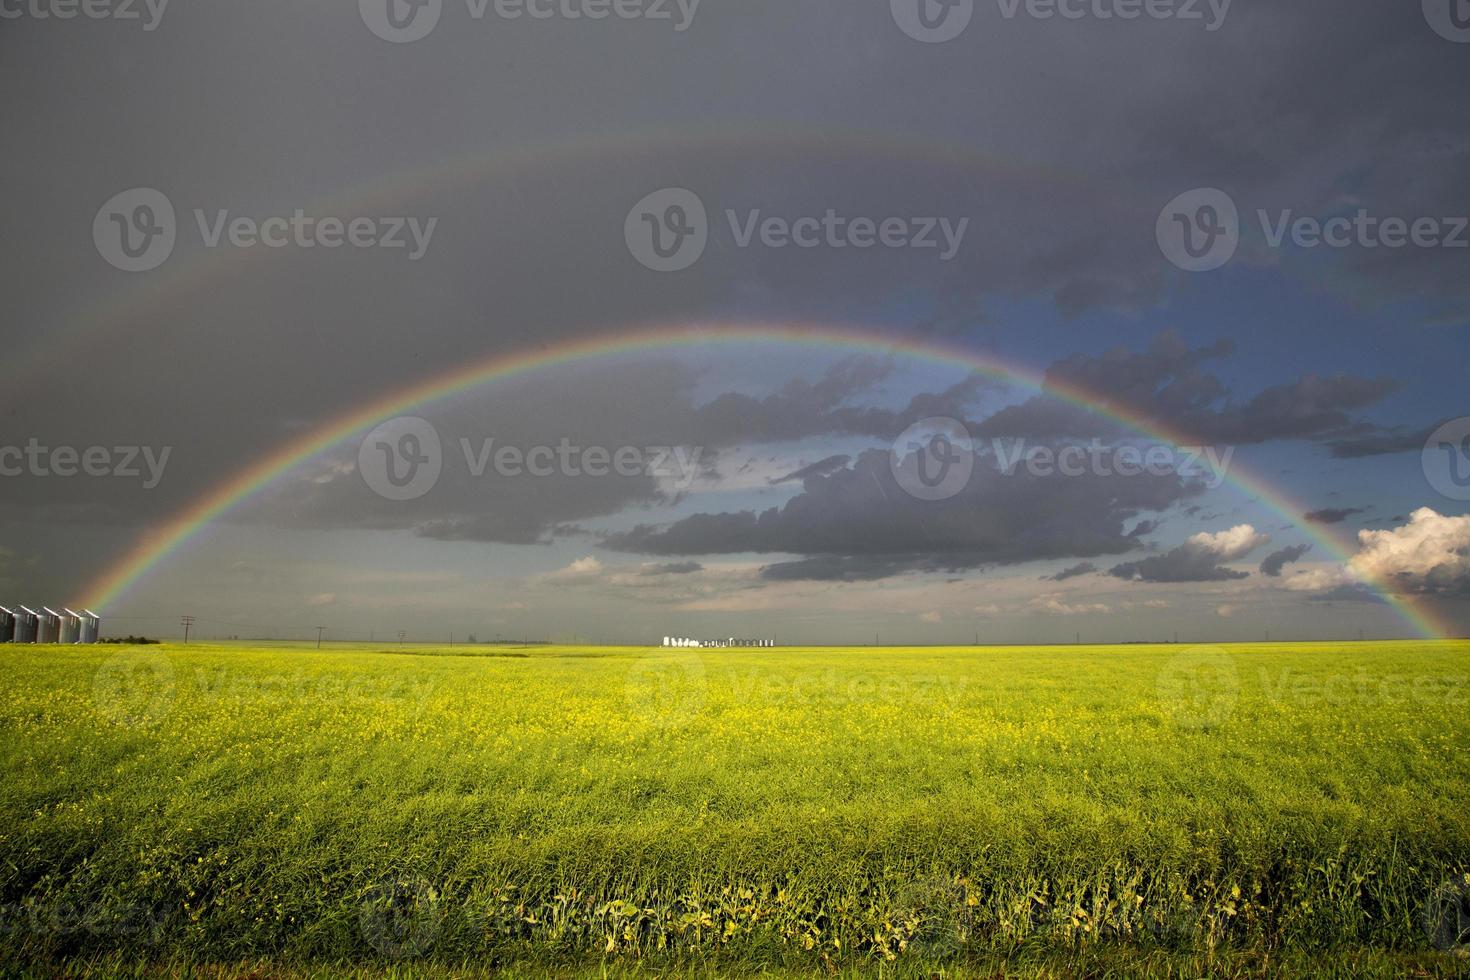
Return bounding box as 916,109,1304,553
73,322,1452,639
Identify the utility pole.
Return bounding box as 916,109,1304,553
180,615,195,644
315,626,326,649
397,630,406,645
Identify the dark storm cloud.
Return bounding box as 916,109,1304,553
641,561,703,576
1259,544,1312,578
1326,423,1443,459
758,555,923,583
1108,552,1248,584
0,1,1456,509
1108,526,1268,583
694,369,994,447
1305,508,1367,526
605,447,1198,579
769,455,851,485
1044,562,1099,582
976,332,1398,445
1307,584,1380,603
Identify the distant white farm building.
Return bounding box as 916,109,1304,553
662,636,773,648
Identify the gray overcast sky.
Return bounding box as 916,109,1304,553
2,0,1468,642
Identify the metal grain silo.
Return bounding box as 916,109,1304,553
15,607,38,643
60,609,81,644
0,606,13,643
38,608,61,644
80,610,100,644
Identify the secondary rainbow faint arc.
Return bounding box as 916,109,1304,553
12,122,1096,388
73,323,1451,638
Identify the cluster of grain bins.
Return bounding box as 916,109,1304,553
663,636,774,648
0,606,99,643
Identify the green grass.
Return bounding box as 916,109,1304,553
2,641,1468,977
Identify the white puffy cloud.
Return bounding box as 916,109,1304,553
1190,525,1272,561
1349,508,1470,595
1281,567,1355,593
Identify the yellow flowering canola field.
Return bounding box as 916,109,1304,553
1,641,1468,975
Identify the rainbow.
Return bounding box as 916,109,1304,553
73,321,1451,639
